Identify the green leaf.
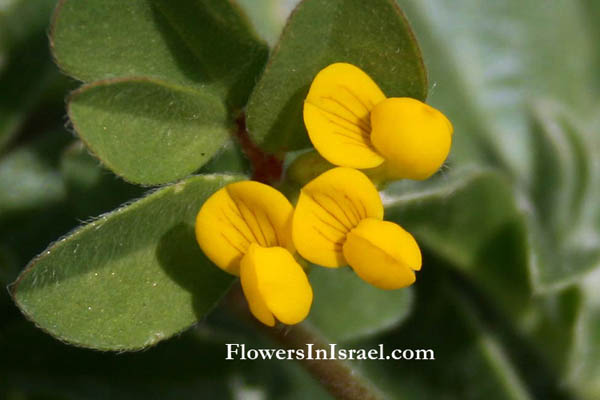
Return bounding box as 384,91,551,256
528,104,588,235
11,174,243,350
0,133,147,273
392,0,600,291
150,0,269,109
383,168,586,396
361,269,569,400
397,0,596,176
50,0,200,87
52,0,268,108
384,168,530,319
68,78,230,185
308,267,413,342
247,0,427,152
524,103,600,290
51,0,268,184
527,287,582,375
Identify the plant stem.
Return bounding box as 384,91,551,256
267,322,384,400
225,284,385,400
230,115,382,399
233,113,284,184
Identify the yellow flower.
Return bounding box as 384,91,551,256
293,167,422,290
303,63,453,180
195,181,312,326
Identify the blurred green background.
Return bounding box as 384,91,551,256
1,0,600,399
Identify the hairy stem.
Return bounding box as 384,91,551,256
229,115,382,399
225,283,384,400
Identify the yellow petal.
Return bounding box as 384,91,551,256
240,244,313,326
195,181,294,276
293,167,383,267
304,63,386,169
370,97,453,180
343,218,421,290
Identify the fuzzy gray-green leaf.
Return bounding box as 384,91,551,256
384,168,530,318
51,0,268,108
68,78,230,185
12,174,242,351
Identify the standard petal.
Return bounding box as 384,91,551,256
304,63,386,169
343,218,421,290
370,97,453,180
293,167,383,267
240,244,313,326
195,181,294,275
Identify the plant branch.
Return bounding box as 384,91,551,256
234,113,283,185
229,115,382,399
225,283,385,400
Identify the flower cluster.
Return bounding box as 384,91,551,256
195,63,452,326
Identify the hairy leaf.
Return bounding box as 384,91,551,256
51,0,268,184
397,0,595,175
524,103,599,290
68,78,230,185
361,267,571,400
247,0,427,152
384,168,530,319
52,0,268,108
12,174,243,350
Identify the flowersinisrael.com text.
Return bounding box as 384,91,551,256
225,344,435,361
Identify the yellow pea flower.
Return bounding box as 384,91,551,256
195,181,312,326
303,63,453,180
293,167,421,290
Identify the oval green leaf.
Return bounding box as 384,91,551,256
246,0,427,152
51,0,268,108
68,78,230,185
11,174,242,351
51,0,269,184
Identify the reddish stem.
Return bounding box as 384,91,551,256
234,114,284,184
